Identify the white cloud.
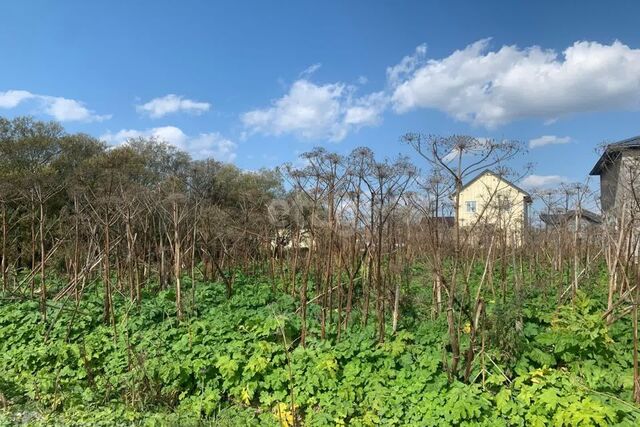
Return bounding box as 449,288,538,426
0,90,35,108
299,63,322,78
100,126,237,162
0,89,110,122
522,174,569,188
529,135,571,149
344,91,387,126
242,80,345,141
241,79,387,141
101,126,188,147
149,126,190,147
189,132,237,162
390,39,640,127
100,129,145,144
136,94,210,118
243,38,640,140
386,44,427,86
42,96,111,122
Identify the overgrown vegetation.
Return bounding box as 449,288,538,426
1,116,640,425
2,271,639,426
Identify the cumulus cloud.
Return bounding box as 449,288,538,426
390,39,640,127
189,132,237,162
0,89,110,122
241,79,387,141
100,126,237,162
243,38,640,140
522,174,569,188
42,96,111,122
529,135,571,149
100,126,188,147
136,94,210,118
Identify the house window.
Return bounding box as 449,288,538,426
497,196,511,211
466,201,477,213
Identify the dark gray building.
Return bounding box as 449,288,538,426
540,209,601,232
590,136,640,214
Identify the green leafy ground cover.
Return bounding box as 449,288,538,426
1,273,640,426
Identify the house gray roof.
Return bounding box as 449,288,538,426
460,169,532,202
540,209,602,226
590,136,640,175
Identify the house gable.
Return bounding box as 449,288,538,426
459,169,531,201
457,170,531,232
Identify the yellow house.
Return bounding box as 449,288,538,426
457,170,532,241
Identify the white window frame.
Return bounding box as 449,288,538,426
466,200,477,213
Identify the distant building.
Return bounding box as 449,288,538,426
457,170,532,242
590,136,640,214
540,209,602,232
271,227,313,254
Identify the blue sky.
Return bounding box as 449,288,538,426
2,0,640,190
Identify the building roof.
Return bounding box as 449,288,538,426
539,209,602,226
590,135,640,175
460,169,532,202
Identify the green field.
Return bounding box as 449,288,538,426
2,269,639,426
